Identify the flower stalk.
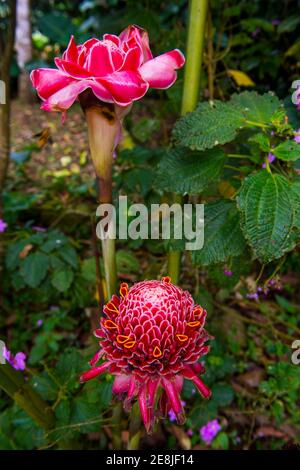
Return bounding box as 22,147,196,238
0,363,54,430
80,91,119,300
167,0,208,283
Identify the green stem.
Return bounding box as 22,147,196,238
127,402,142,450
84,103,118,301
167,0,208,284
245,120,270,129
0,364,54,430
227,153,253,159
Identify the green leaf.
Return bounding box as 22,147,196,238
173,101,244,150
237,170,300,263
230,91,281,125
5,240,27,270
20,252,49,288
81,258,97,283
116,250,140,274
36,12,75,46
31,373,58,401
211,383,234,407
249,132,270,152
51,268,74,292
278,15,300,34
211,432,229,450
192,200,246,265
273,140,300,161
59,245,78,269
156,147,226,194
172,92,282,151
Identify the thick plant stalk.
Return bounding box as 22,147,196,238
167,0,208,283
81,91,119,301
0,364,54,430
0,1,16,286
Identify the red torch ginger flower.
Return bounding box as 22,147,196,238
80,277,212,433
30,25,185,115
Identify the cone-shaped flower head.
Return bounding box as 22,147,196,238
80,277,212,433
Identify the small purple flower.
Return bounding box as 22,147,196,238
36,319,43,327
168,401,186,422
262,152,276,168
0,219,8,233
247,292,259,301
251,27,261,38
224,269,232,277
294,129,300,144
3,346,26,371
168,409,177,422
200,419,221,445
32,226,47,232
187,429,193,437
271,19,281,26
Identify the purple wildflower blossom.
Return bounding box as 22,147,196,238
3,346,26,371
251,28,261,38
247,292,259,301
168,401,186,422
224,269,233,277
0,219,8,233
271,19,281,26
262,152,276,168
200,419,221,445
36,319,43,327
294,129,300,144
187,429,193,437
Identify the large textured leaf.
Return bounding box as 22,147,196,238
51,268,74,292
192,200,246,266
156,147,226,194
230,91,281,125
172,101,244,150
20,252,49,288
237,170,300,263
173,91,282,151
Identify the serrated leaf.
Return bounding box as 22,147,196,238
230,91,281,124
237,170,300,263
59,245,78,269
20,252,49,288
51,268,74,292
192,200,246,265
156,147,226,194
273,140,300,161
173,92,281,151
173,101,244,150
249,132,270,152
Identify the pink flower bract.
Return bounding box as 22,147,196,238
80,277,212,433
30,25,185,114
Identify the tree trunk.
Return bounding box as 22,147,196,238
0,0,17,283
15,0,32,102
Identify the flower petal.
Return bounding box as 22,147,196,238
119,25,153,63
30,68,74,100
55,58,91,79
98,71,148,106
62,35,79,63
86,42,115,76
139,49,185,89
103,33,121,47
41,80,90,112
